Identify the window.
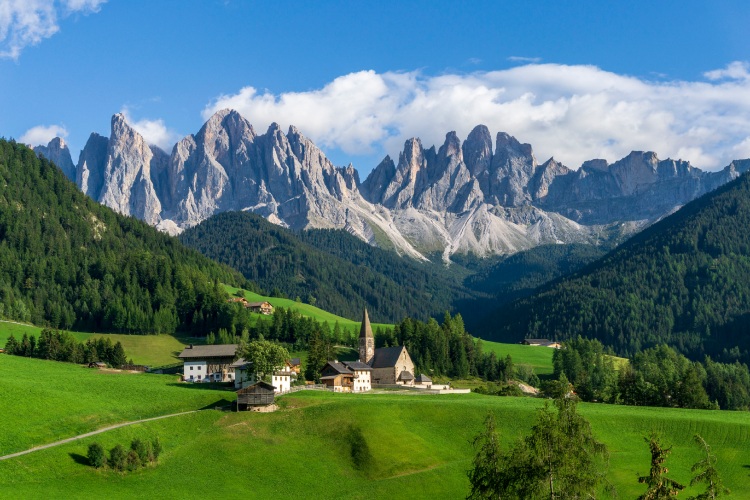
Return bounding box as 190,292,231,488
190,366,194,371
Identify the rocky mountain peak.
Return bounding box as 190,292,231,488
33,137,75,181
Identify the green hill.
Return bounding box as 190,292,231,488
0,140,251,336
179,211,478,323
484,171,750,364
0,358,748,498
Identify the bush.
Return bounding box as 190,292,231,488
131,438,154,465
109,444,127,471
87,442,106,468
152,436,162,461
126,450,140,472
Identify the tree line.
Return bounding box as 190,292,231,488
553,337,750,410
4,329,128,367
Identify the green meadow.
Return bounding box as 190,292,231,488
225,285,394,331
0,355,232,456
1,372,748,499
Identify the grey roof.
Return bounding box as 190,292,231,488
344,361,372,371
324,361,353,374
370,346,407,368
415,374,432,383
247,301,271,307
230,357,250,368
398,370,415,381
179,344,238,359
524,339,551,345
236,380,275,393
359,308,373,339
289,358,301,366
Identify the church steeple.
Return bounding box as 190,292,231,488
359,308,375,365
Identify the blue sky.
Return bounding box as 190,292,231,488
3,0,750,174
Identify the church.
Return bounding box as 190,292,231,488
320,308,415,391
359,308,415,386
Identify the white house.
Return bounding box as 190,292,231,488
233,358,293,394
178,344,238,383
345,361,372,392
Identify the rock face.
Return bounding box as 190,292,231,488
38,112,750,262
33,137,75,181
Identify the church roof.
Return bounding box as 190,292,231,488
370,346,407,368
359,308,373,339
398,371,415,381
415,374,432,383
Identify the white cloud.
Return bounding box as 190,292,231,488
20,124,68,146
508,56,542,63
203,62,750,171
0,0,106,60
120,107,179,152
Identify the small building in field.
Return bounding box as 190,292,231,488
88,361,107,369
236,381,275,410
523,338,561,349
246,301,274,315
415,373,432,387
178,344,238,383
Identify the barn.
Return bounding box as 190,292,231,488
236,381,276,410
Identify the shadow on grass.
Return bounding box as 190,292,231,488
69,453,89,466
198,398,234,410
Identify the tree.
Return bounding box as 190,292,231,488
111,341,127,368
467,413,504,499
637,433,685,499
466,396,610,499
688,434,729,500
3,334,19,355
243,339,289,382
109,444,127,471
87,442,106,468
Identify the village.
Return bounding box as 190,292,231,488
178,308,468,410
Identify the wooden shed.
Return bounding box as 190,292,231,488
236,381,276,410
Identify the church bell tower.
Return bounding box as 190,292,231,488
359,308,375,365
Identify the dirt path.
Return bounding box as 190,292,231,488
0,410,200,461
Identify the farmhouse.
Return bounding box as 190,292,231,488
233,358,293,394
247,301,274,315
523,338,562,349
320,360,372,392
178,344,238,383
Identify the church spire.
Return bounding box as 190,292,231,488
359,308,375,365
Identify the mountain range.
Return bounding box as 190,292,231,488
34,110,750,261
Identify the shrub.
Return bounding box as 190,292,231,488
131,438,153,465
152,436,162,461
109,444,127,471
87,442,106,468
126,450,140,472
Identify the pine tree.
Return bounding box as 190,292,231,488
467,413,504,499
637,433,685,499
688,434,729,500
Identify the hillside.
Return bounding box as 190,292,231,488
0,361,748,498
484,171,750,363
180,211,479,322
0,139,251,336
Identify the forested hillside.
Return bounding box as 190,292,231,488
179,211,478,322
0,139,252,335
485,171,750,364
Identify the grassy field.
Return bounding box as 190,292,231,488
480,340,556,375
0,321,188,367
0,381,748,499
0,355,233,456
225,285,394,331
